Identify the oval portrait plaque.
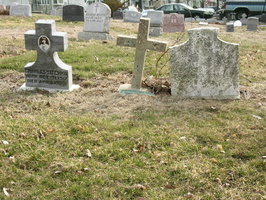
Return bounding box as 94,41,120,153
38,35,51,52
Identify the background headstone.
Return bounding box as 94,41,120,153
226,22,234,32
21,20,79,93
247,17,259,31
78,2,113,40
50,7,63,16
10,3,31,17
261,14,266,23
170,27,240,99
185,17,195,22
234,20,242,26
147,10,163,36
207,18,217,24
240,13,248,25
163,13,184,33
113,9,123,19
63,5,84,21
123,11,142,23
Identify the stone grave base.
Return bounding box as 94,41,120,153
149,27,162,37
118,84,155,96
78,32,113,41
19,83,80,93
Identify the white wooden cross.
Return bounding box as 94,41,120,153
117,18,167,90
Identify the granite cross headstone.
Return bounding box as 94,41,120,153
63,5,84,21
240,13,248,25
78,2,113,40
20,20,79,93
117,18,167,95
170,27,240,99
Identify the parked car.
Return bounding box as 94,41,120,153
156,3,214,19
218,0,266,20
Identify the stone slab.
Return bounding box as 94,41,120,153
78,32,113,40
118,84,155,96
170,27,240,99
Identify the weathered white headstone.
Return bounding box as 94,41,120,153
20,20,79,93
117,18,167,95
234,20,242,26
78,2,113,40
10,3,31,17
247,17,259,31
170,27,240,99
124,11,142,23
163,13,184,33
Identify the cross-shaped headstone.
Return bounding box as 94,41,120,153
117,18,167,94
21,19,79,92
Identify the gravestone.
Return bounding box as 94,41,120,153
247,17,259,31
196,18,206,22
163,13,184,33
185,17,195,22
20,20,79,93
261,14,266,23
78,2,113,40
117,18,167,95
226,22,234,32
50,7,63,16
124,11,142,23
240,13,248,25
234,20,242,26
113,9,123,19
199,22,208,25
170,27,239,99
63,5,84,21
147,10,163,36
207,18,217,24
222,17,227,23
10,3,31,16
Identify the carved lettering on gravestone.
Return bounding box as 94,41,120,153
78,2,113,40
170,27,240,99
117,18,167,94
21,20,79,92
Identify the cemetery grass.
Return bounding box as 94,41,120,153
0,15,266,199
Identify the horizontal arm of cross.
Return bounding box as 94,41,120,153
117,35,136,48
146,39,167,52
117,35,167,52
25,30,36,50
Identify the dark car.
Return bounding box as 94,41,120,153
156,3,214,19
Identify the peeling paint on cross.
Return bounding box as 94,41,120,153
117,18,167,92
